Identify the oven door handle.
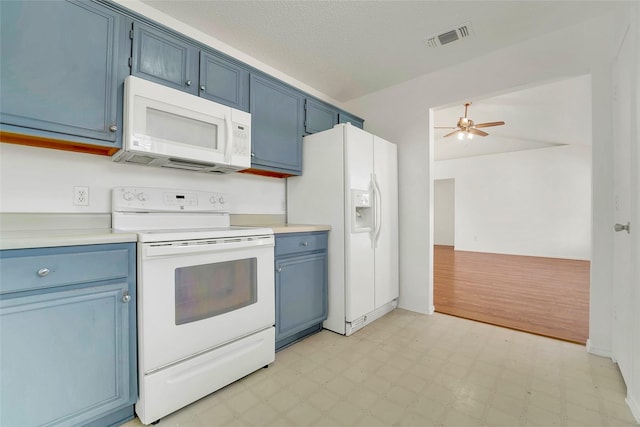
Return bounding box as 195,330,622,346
143,238,274,258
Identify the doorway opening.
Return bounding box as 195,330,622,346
431,76,592,344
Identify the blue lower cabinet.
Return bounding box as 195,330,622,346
0,243,137,427
275,232,328,350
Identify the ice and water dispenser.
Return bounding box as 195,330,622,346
351,189,373,232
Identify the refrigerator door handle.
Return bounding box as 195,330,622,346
369,174,377,248
373,173,383,248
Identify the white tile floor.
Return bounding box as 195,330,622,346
121,310,638,427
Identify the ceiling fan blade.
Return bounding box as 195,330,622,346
443,129,460,138
434,126,459,129
473,121,505,128
468,128,489,137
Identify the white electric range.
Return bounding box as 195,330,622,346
112,186,275,425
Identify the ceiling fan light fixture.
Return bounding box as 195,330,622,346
435,102,505,139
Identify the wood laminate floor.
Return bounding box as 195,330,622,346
434,245,590,344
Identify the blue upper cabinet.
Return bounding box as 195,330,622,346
0,0,130,154
200,52,249,111
131,21,249,111
338,111,364,129
249,74,304,176
305,98,337,134
131,21,199,95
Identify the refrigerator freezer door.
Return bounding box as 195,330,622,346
344,126,375,322
373,136,399,307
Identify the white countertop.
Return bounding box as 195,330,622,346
0,228,138,250
0,213,330,250
256,224,331,234
0,213,137,250
229,215,330,234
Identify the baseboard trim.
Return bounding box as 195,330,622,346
586,339,612,358
626,392,640,424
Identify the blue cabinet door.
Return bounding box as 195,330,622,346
275,253,328,341
131,21,199,95
249,74,304,175
338,111,364,129
0,282,132,426
200,51,249,111
305,99,337,134
0,0,128,147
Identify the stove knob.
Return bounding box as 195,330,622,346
209,196,217,205
137,192,147,202
218,196,225,205
123,191,134,201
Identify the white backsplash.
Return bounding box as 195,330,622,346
0,143,285,214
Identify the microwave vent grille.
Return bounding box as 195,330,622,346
162,161,209,171
127,155,155,165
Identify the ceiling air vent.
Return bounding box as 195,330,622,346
426,22,474,48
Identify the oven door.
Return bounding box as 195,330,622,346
138,235,274,373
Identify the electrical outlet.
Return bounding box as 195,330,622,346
73,186,89,206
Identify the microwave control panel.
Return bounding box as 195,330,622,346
232,123,251,156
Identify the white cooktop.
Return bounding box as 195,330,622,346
111,186,272,243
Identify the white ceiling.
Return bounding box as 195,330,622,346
139,0,618,103
138,1,614,159
433,74,592,160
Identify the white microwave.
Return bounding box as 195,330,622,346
112,76,251,173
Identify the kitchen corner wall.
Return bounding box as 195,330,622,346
343,10,621,333
0,143,285,214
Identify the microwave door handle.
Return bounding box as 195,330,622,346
224,113,232,163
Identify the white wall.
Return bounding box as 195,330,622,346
609,3,640,420
434,145,591,260
0,143,284,214
634,4,640,420
344,11,620,333
633,2,640,418
433,179,454,246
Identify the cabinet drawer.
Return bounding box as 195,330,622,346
275,232,328,257
0,246,130,294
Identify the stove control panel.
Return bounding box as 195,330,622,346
112,187,229,213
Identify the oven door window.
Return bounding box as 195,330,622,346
175,258,257,325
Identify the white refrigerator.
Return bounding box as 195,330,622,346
287,123,399,335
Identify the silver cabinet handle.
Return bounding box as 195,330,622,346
37,268,50,277
614,222,631,234
186,80,192,86
109,125,117,132
277,267,282,273
301,242,309,246
251,152,255,157
122,291,131,303
200,85,205,91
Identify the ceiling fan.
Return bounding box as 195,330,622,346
436,102,505,140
